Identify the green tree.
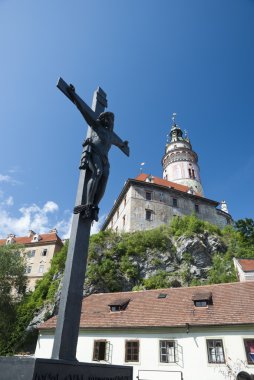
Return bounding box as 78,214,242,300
0,244,27,352
207,254,237,284
235,218,254,243
0,242,68,355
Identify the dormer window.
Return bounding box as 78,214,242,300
145,175,154,183
192,292,213,307
32,234,41,242
195,300,207,307
6,234,15,245
108,298,130,312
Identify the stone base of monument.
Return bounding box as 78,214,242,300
0,357,133,380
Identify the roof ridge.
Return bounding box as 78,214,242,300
87,281,254,298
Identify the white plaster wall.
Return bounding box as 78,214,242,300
244,273,254,281
35,327,254,380
233,260,254,282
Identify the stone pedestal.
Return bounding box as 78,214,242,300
0,357,133,380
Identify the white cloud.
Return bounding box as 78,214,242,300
0,174,12,183
0,173,21,185
0,195,104,239
54,213,105,239
55,214,73,239
0,200,60,238
8,166,20,174
91,214,106,235
43,201,59,213
2,196,14,206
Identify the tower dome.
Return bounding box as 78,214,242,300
162,114,204,196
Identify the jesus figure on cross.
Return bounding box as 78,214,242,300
62,82,129,221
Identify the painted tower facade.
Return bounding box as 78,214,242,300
162,116,204,196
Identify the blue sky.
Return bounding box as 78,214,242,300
0,0,253,238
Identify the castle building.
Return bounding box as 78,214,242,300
0,229,63,291
102,116,232,232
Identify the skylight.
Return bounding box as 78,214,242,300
158,293,167,299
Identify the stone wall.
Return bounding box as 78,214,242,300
107,183,232,233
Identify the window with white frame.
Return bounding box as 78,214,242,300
244,339,254,364
206,339,225,363
92,340,109,361
38,265,44,273
160,340,177,363
41,249,47,257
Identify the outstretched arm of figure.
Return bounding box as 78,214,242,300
111,131,130,156
57,78,98,128
66,85,98,128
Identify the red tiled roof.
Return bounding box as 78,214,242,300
0,232,62,246
39,281,254,330
135,173,190,193
238,259,254,272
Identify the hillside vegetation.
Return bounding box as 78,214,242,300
1,215,254,355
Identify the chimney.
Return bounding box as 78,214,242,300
28,230,36,237
49,228,57,234
7,233,16,238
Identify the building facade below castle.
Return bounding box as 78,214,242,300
0,229,63,291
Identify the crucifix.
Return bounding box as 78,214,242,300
51,78,129,361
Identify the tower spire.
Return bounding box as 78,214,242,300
162,114,204,196
172,112,177,125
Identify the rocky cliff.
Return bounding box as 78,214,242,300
8,215,242,355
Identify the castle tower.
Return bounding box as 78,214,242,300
162,114,204,196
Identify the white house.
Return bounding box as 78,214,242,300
234,258,254,282
35,282,254,380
